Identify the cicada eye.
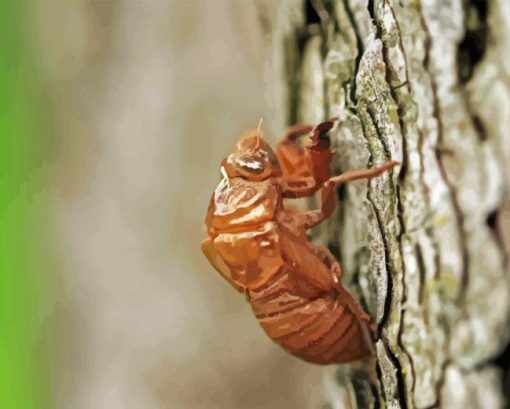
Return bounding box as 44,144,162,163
235,155,265,174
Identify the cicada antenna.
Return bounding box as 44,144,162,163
255,117,263,149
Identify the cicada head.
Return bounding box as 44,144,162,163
222,130,282,181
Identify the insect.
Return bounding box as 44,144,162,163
201,118,398,365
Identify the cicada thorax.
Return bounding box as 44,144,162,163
208,176,280,232
207,176,286,290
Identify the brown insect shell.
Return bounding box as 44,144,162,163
204,127,375,365
206,131,286,291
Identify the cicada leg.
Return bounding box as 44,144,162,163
276,118,338,192
275,123,314,180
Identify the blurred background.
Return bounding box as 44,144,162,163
0,1,338,408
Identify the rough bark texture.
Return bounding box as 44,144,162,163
263,0,510,408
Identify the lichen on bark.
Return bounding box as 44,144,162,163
279,0,510,408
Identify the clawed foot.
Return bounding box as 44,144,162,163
308,117,339,147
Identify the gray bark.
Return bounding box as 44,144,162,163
262,1,510,408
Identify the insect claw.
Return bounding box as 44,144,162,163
313,120,335,134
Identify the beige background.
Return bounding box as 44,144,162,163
30,1,333,408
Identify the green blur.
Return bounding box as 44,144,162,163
0,3,58,408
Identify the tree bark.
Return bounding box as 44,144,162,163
266,0,510,408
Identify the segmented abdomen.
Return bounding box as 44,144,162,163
211,220,372,365
249,266,372,365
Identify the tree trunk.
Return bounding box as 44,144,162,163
264,0,510,407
